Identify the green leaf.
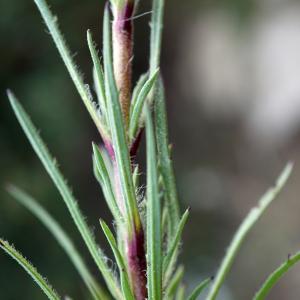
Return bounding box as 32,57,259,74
253,251,300,300
150,0,165,75
130,73,148,117
132,165,140,191
154,77,180,242
187,278,212,300
7,91,122,300
176,285,186,300
102,6,141,234
100,220,135,300
206,163,293,300
146,106,162,300
87,30,107,120
164,265,184,300
0,239,61,300
93,143,122,223
93,155,103,184
163,208,189,282
93,67,107,123
129,69,159,141
6,184,108,300
33,0,103,133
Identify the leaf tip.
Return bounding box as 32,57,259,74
277,162,294,187
286,161,294,173
99,218,105,228
6,89,14,101
91,141,97,150
87,29,92,42
6,89,19,109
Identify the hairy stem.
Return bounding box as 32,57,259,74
126,229,147,300
112,1,134,126
109,2,148,298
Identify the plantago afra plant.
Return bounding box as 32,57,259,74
2,0,300,299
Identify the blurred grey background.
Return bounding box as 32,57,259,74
1,0,300,299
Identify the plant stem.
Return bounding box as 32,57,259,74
108,2,148,298
112,1,134,126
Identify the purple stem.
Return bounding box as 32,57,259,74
103,138,147,300
103,3,148,298
126,228,147,300
112,2,134,125
130,128,144,159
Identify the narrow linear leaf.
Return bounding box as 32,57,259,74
100,220,135,300
0,239,61,300
87,30,107,118
187,278,212,300
150,0,165,75
93,143,122,223
132,165,139,191
129,69,159,141
150,0,180,262
164,265,184,300
162,203,172,256
102,6,140,234
93,156,103,184
33,0,103,132
146,106,162,300
176,285,186,300
7,91,122,300
161,202,169,233
130,73,148,117
6,184,108,300
206,163,293,300
253,251,300,300
93,67,107,122
154,77,180,241
163,208,190,281
146,9,170,299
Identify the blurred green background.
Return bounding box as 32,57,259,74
2,0,300,299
